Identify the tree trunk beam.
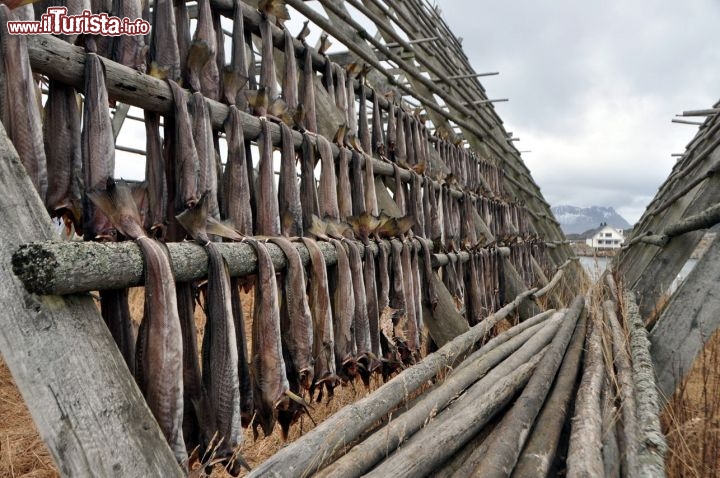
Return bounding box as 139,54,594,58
472,296,584,478
512,305,587,477
625,289,667,476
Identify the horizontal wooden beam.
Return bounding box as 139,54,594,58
12,238,514,295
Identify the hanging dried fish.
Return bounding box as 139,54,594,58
282,27,299,110
278,122,303,236
350,150,366,217
358,79,371,154
364,154,379,216
88,180,187,469
345,240,373,384
410,172,425,236
333,64,348,125
363,242,382,369
394,107,407,166
43,80,83,234
111,0,146,71
148,0,180,80
376,239,391,313
259,15,280,102
168,80,200,211
174,0,190,75
328,238,357,381
393,164,407,215
81,52,114,240
176,196,243,471
301,46,317,133
323,57,335,105
223,1,249,108
187,0,219,100
223,106,253,235
100,288,135,374
1,5,47,201
301,237,338,400
245,237,291,437
142,112,166,236
345,66,360,150
371,92,385,157
300,133,320,236
257,118,280,235
268,237,314,389
317,135,340,221
337,148,353,221
189,93,211,214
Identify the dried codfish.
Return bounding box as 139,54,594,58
317,135,340,221
328,238,357,381
81,52,114,240
301,237,338,399
245,237,290,438
301,46,317,133
300,133,320,235
88,180,187,469
278,122,303,236
189,92,219,218
222,106,253,235
1,5,47,201
111,0,146,72
148,0,180,80
143,111,167,236
350,150,366,217
100,288,135,375
257,118,280,235
168,80,200,209
186,0,219,100
223,1,249,108
44,80,83,234
176,197,243,471
337,148,353,220
259,15,280,102
345,240,372,383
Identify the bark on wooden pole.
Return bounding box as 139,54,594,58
246,288,538,478
566,303,606,477
471,296,585,478
364,353,545,478
604,300,640,476
0,122,182,476
512,306,587,477
625,290,667,476
316,312,562,478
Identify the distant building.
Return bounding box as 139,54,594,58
586,224,625,249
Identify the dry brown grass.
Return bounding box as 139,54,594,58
662,329,720,478
0,359,57,478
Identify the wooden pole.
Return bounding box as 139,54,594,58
364,353,545,478
471,296,585,477
512,307,587,477
0,122,182,476
625,290,667,476
566,304,605,477
14,238,515,295
315,312,562,477
245,288,538,478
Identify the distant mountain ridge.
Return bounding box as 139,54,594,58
551,205,631,235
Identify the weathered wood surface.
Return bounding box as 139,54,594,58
14,237,513,295
365,353,545,478
0,123,182,476
245,288,538,478
502,255,543,320
316,311,561,478
512,306,587,477
625,289,667,476
605,300,640,477
472,296,584,478
649,230,720,399
422,273,470,347
566,306,605,477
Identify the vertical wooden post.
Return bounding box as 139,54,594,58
0,123,182,476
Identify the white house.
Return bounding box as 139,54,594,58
586,225,625,249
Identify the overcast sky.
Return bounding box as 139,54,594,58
441,0,720,223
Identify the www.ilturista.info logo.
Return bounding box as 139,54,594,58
6,7,150,35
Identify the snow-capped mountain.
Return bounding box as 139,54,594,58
551,205,631,235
